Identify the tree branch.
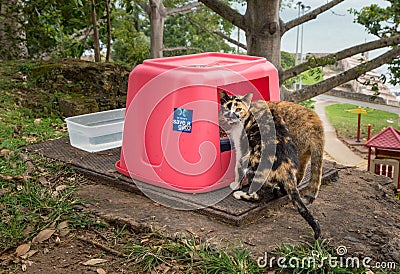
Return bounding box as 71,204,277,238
282,0,344,35
197,0,247,31
286,46,400,103
163,46,203,52
280,35,400,84
138,1,151,15
166,2,201,16
213,30,247,50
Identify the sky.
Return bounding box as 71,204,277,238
279,0,390,54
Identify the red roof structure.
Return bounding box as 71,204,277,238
365,126,400,150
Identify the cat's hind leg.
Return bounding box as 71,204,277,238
296,149,311,185
302,140,324,205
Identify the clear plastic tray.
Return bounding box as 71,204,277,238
65,108,125,152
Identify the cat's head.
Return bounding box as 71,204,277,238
219,90,253,125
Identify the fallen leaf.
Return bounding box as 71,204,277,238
55,185,67,192
83,259,108,266
22,226,33,236
21,250,38,259
49,221,57,228
0,253,11,261
0,148,10,156
57,220,69,230
0,174,13,180
34,118,41,125
25,137,37,143
32,229,55,243
21,260,33,266
97,268,107,274
15,244,31,257
39,176,49,186
59,229,70,237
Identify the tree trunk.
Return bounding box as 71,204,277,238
199,0,400,102
149,0,165,58
91,0,101,62
244,0,281,67
105,0,111,62
0,0,28,59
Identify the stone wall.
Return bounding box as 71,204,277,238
28,59,131,117
327,89,386,104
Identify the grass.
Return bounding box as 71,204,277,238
0,60,96,253
325,103,399,140
119,236,263,273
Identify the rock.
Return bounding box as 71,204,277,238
58,96,99,117
23,59,130,117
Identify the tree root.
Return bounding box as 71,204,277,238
77,236,127,258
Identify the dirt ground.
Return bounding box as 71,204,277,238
4,161,400,273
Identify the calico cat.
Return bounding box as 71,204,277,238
266,101,324,205
219,90,320,239
219,97,325,205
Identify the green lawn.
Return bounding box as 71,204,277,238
325,103,399,140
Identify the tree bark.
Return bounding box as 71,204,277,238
0,0,28,59
245,0,281,66
149,0,166,58
105,0,111,62
197,0,247,31
286,46,400,102
199,0,282,67
91,0,101,62
166,2,201,16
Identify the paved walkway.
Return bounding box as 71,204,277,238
313,97,368,169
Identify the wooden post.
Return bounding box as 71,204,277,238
356,113,361,142
367,124,371,140
367,147,371,171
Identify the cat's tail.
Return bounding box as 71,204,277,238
304,131,325,205
284,181,321,240
291,190,321,239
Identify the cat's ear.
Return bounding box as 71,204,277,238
218,89,228,99
242,92,253,106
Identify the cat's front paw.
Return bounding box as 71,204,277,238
233,191,259,201
233,190,246,200
230,181,241,191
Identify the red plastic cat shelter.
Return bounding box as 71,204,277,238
115,52,280,193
